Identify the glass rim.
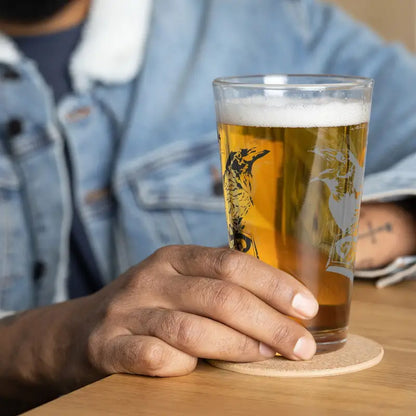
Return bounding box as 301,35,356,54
213,74,374,91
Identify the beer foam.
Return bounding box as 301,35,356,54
219,97,370,127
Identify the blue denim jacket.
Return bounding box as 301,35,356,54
1,0,416,314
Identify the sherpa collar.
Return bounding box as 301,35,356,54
0,0,153,92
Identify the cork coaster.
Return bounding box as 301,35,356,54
208,334,383,378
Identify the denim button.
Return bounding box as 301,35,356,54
6,119,23,138
213,181,223,196
210,166,223,196
2,67,20,80
33,261,46,282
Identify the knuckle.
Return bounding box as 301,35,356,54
152,245,180,262
214,249,245,280
102,298,124,321
270,324,292,347
235,336,255,356
265,276,285,302
176,316,201,348
140,342,168,374
212,282,235,310
159,312,179,339
152,245,169,259
160,313,200,348
150,245,185,276
131,268,154,291
211,282,246,315
123,265,158,295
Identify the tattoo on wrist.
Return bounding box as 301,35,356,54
358,221,392,243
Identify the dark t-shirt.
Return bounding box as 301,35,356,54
13,25,104,298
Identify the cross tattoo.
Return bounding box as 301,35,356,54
358,221,393,243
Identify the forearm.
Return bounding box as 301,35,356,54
356,200,416,269
0,295,100,410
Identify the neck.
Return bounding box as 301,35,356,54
0,0,91,36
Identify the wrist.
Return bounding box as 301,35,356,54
356,201,416,269
0,295,99,404
42,294,104,393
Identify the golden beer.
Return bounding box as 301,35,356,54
217,97,369,350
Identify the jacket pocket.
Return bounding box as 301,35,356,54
0,155,33,311
119,134,228,254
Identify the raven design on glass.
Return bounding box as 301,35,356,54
223,148,270,257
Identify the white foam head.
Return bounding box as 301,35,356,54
218,96,370,127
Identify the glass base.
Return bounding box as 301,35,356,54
311,327,348,354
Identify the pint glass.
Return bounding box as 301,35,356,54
213,75,373,352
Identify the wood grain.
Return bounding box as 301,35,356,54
24,280,416,416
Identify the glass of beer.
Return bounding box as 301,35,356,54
213,74,373,352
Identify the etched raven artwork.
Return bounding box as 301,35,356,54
310,147,365,280
223,147,270,256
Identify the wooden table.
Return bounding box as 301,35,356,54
25,280,416,415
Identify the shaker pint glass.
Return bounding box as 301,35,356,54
213,75,373,352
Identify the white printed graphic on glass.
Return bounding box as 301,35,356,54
310,147,364,280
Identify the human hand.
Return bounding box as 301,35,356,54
356,202,416,269
86,245,319,378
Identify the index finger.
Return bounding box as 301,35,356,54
155,245,318,320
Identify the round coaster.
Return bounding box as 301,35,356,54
208,334,383,378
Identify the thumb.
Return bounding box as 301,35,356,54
101,335,198,377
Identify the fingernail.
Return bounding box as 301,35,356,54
259,342,276,358
292,293,319,318
294,336,316,360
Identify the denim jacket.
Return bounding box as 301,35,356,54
1,0,416,315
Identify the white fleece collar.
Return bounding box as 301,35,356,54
0,31,20,64
70,0,153,91
0,0,153,92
